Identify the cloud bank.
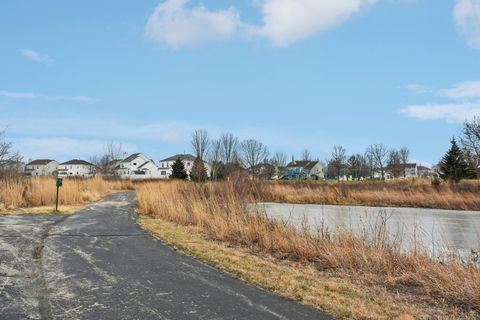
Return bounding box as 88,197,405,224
20,49,53,64
454,0,480,48
401,81,480,123
0,90,95,103
145,0,377,48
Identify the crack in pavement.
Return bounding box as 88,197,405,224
32,215,69,320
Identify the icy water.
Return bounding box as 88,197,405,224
255,203,480,259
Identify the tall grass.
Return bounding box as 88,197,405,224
257,179,480,210
0,176,133,209
136,180,480,313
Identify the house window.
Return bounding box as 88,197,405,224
133,163,137,166
161,171,166,175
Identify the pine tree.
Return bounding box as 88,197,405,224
170,158,188,180
190,157,208,182
439,138,470,182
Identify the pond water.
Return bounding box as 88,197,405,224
254,203,480,259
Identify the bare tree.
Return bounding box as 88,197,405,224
330,145,347,180
91,141,124,175
220,132,239,164
388,150,403,178
367,144,389,180
461,117,480,175
301,149,311,161
191,129,209,160
399,147,410,177
347,154,366,180
208,138,223,181
272,152,287,167
240,139,269,179
0,129,23,178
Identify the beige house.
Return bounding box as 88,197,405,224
24,159,58,176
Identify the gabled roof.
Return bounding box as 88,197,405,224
122,153,142,163
286,161,320,170
60,159,94,166
137,161,152,169
160,154,196,162
27,159,56,166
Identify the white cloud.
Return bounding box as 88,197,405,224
0,90,95,103
249,0,377,46
145,0,380,48
400,102,480,123
439,80,480,99
20,49,53,64
454,0,480,48
144,0,241,48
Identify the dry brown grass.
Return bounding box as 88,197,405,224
257,179,480,210
136,180,480,318
0,176,133,210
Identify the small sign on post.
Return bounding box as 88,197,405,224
55,177,63,212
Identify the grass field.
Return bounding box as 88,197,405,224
136,180,480,319
2,176,480,318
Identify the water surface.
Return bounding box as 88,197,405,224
256,203,480,258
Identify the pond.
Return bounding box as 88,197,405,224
254,203,480,259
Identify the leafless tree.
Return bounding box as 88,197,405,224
220,133,239,164
208,138,222,181
301,149,311,161
0,129,23,178
240,139,269,179
388,150,403,178
347,154,366,180
461,116,480,172
90,141,124,175
272,152,287,167
367,144,389,180
191,129,209,160
330,145,347,180
0,129,12,162
399,147,410,177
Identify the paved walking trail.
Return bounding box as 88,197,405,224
0,192,330,320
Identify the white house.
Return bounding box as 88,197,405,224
24,159,59,176
114,153,159,180
57,160,96,178
158,154,211,179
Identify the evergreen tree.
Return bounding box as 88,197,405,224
190,157,208,182
439,138,470,182
170,158,188,180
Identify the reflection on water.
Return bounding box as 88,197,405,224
256,203,480,258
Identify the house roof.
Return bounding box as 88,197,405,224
160,154,196,162
417,165,431,171
138,161,151,169
286,161,320,170
27,159,56,166
60,159,94,166
122,153,142,163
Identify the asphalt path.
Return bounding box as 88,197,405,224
0,192,331,320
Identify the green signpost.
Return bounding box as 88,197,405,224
55,177,63,212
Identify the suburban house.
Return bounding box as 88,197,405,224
251,162,284,180
114,153,159,179
57,160,97,178
158,154,211,179
24,159,59,176
282,160,324,180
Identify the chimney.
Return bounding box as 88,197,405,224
123,152,129,160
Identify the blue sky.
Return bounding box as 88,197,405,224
1,0,480,165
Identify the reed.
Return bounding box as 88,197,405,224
257,179,480,210
136,180,480,313
0,176,133,209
